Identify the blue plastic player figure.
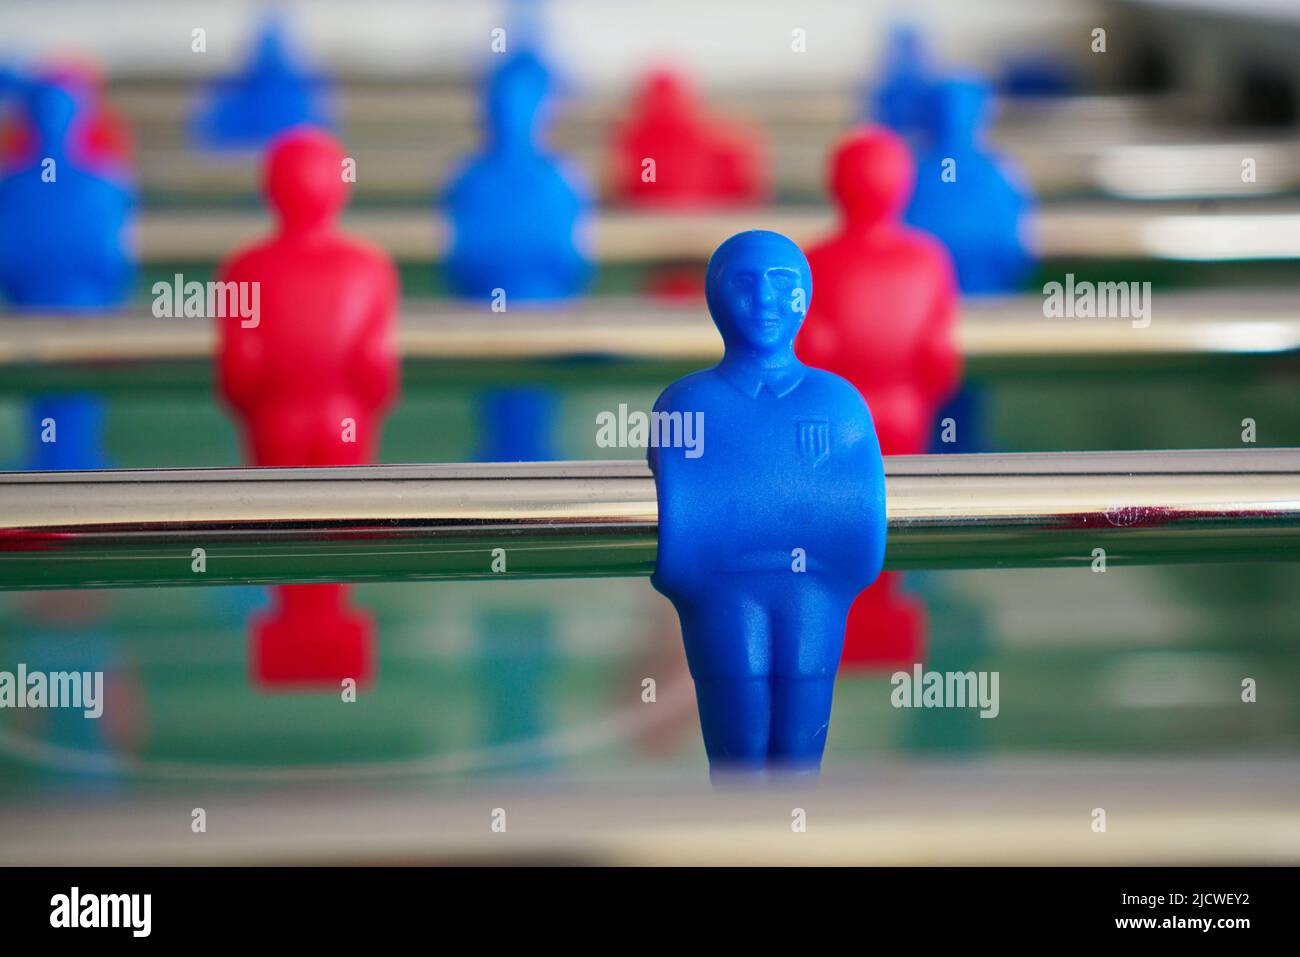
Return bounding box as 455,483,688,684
446,48,590,461
906,77,1034,455
0,80,135,471
905,76,1033,294
193,15,333,149
870,24,931,139
447,48,575,741
444,49,591,301
650,231,886,776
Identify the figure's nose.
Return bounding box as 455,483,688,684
756,275,778,310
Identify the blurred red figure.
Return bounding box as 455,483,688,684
217,128,399,689
1,58,133,173
796,127,961,670
610,69,767,207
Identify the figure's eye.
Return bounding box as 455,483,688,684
768,271,796,292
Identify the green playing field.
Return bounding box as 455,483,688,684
1,258,1298,795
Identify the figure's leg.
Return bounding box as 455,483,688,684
928,384,986,455
252,582,374,688
770,586,849,772
314,402,379,465
768,677,837,773
28,393,107,471
841,572,927,671
676,593,772,772
695,676,771,775
246,405,312,467
478,386,559,462
246,406,374,689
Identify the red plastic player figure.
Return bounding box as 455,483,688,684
609,69,767,208
217,128,399,688
796,126,961,670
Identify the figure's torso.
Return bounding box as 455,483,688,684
617,116,748,202
220,233,390,402
0,167,133,308
906,149,1030,292
446,153,588,298
651,365,883,590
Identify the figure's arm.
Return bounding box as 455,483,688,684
355,257,401,411
214,259,264,413
612,128,641,198
557,164,595,288
1000,160,1037,289
860,400,888,583
1004,195,1035,289
832,375,888,585
647,379,696,476
102,187,137,307
646,387,673,477
915,254,962,405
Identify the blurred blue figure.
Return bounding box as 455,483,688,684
0,81,135,308
0,63,20,109
447,47,590,460
0,80,135,471
444,49,591,300
870,24,931,138
447,48,583,756
470,385,557,760
25,395,108,471
193,15,334,149
905,76,1033,294
0,80,131,793
651,231,886,776
907,77,1034,455
478,387,558,462
19,626,131,792
473,606,555,772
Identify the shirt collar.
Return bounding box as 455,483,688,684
717,358,806,399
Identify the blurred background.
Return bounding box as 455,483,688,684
0,0,1298,865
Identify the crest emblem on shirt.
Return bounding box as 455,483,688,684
796,418,830,467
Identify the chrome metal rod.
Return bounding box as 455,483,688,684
129,202,1300,262
1,450,1296,590
124,131,1300,203
1,293,1296,378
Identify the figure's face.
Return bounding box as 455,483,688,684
714,264,806,354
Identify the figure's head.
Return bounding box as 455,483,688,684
640,68,694,115
25,79,80,156
830,126,914,225
882,23,924,73
265,127,348,230
251,16,294,75
929,76,991,144
705,230,811,356
487,50,550,150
